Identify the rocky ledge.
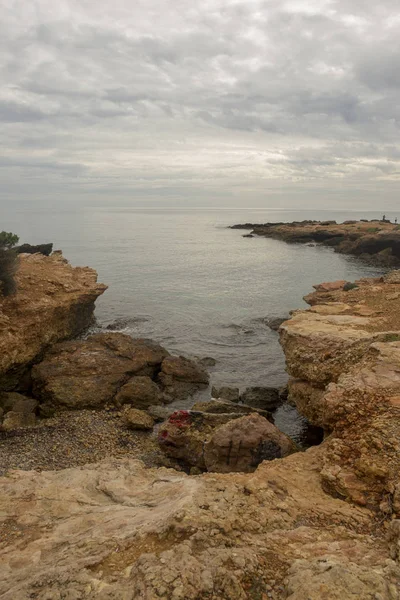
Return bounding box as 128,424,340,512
0,251,107,389
232,219,400,266
1,271,400,598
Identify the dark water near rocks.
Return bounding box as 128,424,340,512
1,203,388,444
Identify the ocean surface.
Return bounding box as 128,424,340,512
3,204,387,397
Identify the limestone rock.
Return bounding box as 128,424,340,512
147,404,174,422
161,356,209,384
2,411,36,431
158,409,244,469
211,385,240,402
115,376,162,408
264,316,288,331
240,386,282,410
204,413,297,473
1,455,398,600
124,408,154,430
31,333,169,410
0,392,37,431
191,398,271,420
158,355,209,401
0,252,106,389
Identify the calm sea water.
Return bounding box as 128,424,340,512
2,204,386,395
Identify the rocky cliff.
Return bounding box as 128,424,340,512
1,270,400,599
280,271,400,511
0,251,107,389
232,220,400,266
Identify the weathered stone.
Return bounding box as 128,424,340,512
158,410,244,469
198,356,217,367
2,411,37,431
31,333,169,409
191,398,271,420
240,386,282,410
0,392,38,431
124,408,154,430
147,405,174,423
160,356,209,384
211,385,240,402
158,355,209,402
0,392,37,414
0,252,106,390
264,316,288,331
2,454,396,600
204,413,297,473
115,376,162,408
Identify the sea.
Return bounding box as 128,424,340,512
2,203,391,442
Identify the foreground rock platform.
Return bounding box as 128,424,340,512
1,455,399,599
232,219,400,266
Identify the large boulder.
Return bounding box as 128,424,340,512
0,252,106,390
31,333,169,410
158,356,209,401
158,410,244,469
203,413,297,473
115,376,162,408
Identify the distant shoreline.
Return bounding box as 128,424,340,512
231,219,400,267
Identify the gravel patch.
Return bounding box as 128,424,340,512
0,408,172,475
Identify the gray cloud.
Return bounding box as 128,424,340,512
0,0,399,206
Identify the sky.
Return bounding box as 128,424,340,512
1,0,400,208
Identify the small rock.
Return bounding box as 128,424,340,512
263,317,288,331
148,405,174,423
115,376,162,409
240,387,282,411
198,356,217,367
191,399,271,420
343,282,359,292
124,408,154,430
2,411,37,431
211,386,240,402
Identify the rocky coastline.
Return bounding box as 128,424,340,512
1,250,400,598
232,219,400,266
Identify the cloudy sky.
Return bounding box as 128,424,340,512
1,0,400,208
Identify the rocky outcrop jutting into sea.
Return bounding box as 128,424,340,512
1,262,400,599
232,219,400,266
0,251,107,389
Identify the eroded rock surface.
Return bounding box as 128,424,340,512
0,252,106,389
203,413,296,473
1,456,398,599
31,334,207,412
281,270,400,510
